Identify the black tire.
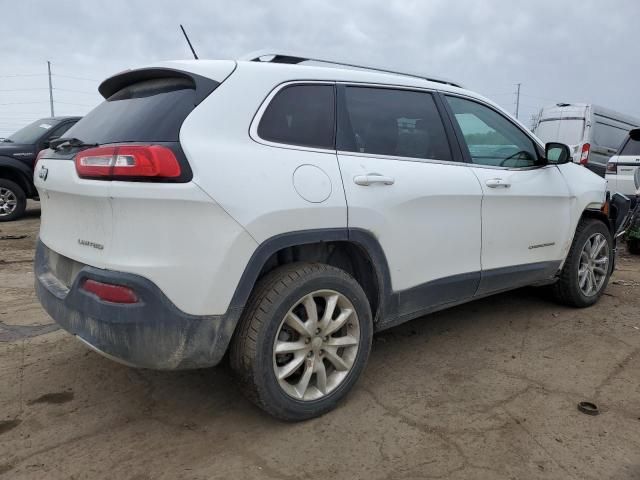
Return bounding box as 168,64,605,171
230,262,373,421
0,179,27,222
627,238,640,255
553,218,613,308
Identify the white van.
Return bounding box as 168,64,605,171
533,104,640,177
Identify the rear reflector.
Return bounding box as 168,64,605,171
606,162,617,175
580,143,591,165
75,145,181,180
82,279,139,304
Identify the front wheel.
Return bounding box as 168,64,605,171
230,262,373,421
0,179,27,222
553,218,613,307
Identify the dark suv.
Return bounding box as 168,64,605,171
0,117,80,221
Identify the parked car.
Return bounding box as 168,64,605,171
532,103,640,177
606,128,640,253
0,117,80,221
33,54,630,420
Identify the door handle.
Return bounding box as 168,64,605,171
486,178,511,188
353,174,395,186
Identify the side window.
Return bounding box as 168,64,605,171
258,84,335,149
620,135,640,156
446,96,540,168
48,121,76,140
593,121,629,150
338,87,452,161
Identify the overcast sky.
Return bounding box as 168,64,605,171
1,0,638,137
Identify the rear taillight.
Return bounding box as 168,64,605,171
75,145,181,180
82,279,139,304
606,162,617,175
580,143,591,165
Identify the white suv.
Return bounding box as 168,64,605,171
33,53,629,420
606,128,640,201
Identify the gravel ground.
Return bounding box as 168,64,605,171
1,202,639,479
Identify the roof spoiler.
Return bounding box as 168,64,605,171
98,67,218,104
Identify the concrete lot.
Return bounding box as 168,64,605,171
1,203,639,479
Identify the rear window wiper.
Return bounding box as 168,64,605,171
50,137,98,151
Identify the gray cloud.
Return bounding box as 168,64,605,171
1,0,638,136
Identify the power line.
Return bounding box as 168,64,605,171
52,74,100,82
54,88,98,95
0,101,48,106
0,74,47,78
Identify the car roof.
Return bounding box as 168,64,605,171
134,58,536,137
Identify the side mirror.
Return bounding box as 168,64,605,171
545,142,571,164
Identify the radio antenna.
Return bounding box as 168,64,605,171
180,24,199,59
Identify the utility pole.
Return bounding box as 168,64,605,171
515,83,521,120
47,61,55,117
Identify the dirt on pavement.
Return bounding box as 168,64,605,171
1,202,639,479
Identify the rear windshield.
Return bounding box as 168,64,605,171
620,137,640,156
63,78,198,144
534,119,584,145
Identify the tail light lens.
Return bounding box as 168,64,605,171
606,162,617,175
580,143,591,165
82,279,139,304
75,145,181,180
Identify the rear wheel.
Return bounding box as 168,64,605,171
0,179,26,222
230,262,372,421
553,218,612,307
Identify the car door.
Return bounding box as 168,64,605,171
442,94,571,295
336,85,483,317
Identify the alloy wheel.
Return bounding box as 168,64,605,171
578,233,609,297
0,187,18,217
272,289,360,401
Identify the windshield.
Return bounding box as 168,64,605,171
7,119,58,144
535,119,585,145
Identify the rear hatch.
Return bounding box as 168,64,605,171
606,129,640,197
34,62,235,272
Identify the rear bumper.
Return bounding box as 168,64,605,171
34,240,239,370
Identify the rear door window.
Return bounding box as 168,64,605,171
258,84,335,149
337,86,452,161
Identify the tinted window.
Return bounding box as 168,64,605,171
64,78,201,144
593,121,628,150
47,121,76,140
258,85,335,149
446,96,539,168
338,87,451,161
7,119,61,144
620,136,640,156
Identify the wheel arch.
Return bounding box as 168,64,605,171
227,228,392,324
0,156,35,197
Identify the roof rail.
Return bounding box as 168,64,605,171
239,50,463,89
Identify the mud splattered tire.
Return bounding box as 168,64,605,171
553,219,613,308
230,262,372,421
